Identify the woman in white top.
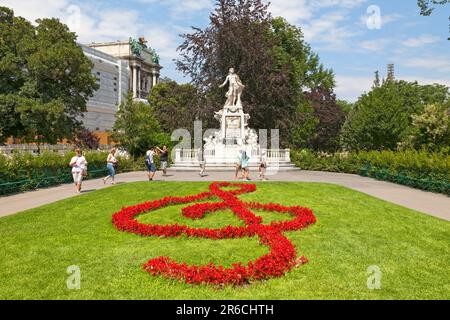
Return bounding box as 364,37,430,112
145,147,157,181
103,148,118,185
69,148,87,194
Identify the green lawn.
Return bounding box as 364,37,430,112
0,182,449,300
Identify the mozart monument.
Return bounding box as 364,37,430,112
173,68,295,171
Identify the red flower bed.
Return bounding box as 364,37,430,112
112,182,316,286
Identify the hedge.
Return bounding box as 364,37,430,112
292,149,450,195
1,149,448,197
0,151,147,196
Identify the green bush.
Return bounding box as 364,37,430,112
0,151,145,196
292,149,450,195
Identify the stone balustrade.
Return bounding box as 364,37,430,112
174,148,291,164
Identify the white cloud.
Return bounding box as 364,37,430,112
144,27,179,61
75,9,143,43
134,0,213,19
358,38,391,51
268,0,313,22
0,0,69,24
398,56,450,73
303,12,362,50
401,34,440,47
401,76,450,88
335,75,373,101
310,0,367,9
268,0,367,51
268,0,367,24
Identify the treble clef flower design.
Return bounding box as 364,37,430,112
112,182,316,286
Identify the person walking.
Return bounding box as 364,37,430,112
241,150,250,181
103,148,118,185
156,146,169,176
197,148,206,177
69,148,88,194
145,147,157,181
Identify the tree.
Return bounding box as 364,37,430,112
72,128,100,150
112,94,170,158
336,99,354,114
341,79,449,151
148,81,206,136
400,104,450,152
0,7,98,144
176,0,333,145
294,87,346,152
417,0,449,39
418,0,449,15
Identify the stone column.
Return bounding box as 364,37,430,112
152,72,157,87
137,67,141,98
148,74,152,91
132,66,137,98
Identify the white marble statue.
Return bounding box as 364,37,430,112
219,68,245,108
246,129,258,147
204,130,221,147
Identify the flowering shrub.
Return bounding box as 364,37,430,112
112,182,316,286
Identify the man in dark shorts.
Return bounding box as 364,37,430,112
156,146,169,176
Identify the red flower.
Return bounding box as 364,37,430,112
112,182,316,286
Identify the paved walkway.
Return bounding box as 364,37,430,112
0,170,449,221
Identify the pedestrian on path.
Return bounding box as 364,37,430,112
145,147,157,181
241,151,251,181
156,146,169,176
103,148,118,185
69,148,88,194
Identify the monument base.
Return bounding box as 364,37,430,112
172,146,297,172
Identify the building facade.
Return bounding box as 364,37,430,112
81,38,162,144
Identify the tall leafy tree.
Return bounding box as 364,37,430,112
294,87,346,152
336,99,354,114
148,81,205,135
113,94,170,158
341,79,449,151
0,7,98,144
176,0,333,145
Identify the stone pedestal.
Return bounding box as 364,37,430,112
202,104,259,164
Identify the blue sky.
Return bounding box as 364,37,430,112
1,0,449,101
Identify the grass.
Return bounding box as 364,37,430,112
0,181,449,300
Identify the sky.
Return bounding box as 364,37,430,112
0,0,449,101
